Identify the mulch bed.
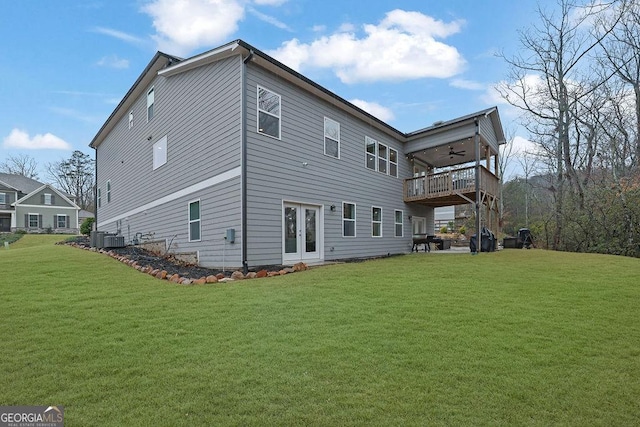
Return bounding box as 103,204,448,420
63,236,285,280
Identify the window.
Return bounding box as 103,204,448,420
389,148,398,178
395,210,403,237
129,111,134,129
44,193,52,205
257,86,281,139
57,215,67,228
0,193,5,205
147,87,155,121
189,200,201,241
365,137,376,170
372,206,382,237
365,137,397,177
342,202,356,237
324,117,340,158
28,214,39,228
378,143,388,174
106,180,111,203
153,135,167,170
97,188,101,208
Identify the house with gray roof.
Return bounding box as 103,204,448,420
0,173,81,233
90,39,504,270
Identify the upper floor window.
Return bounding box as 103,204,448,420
153,135,168,170
147,87,155,121
97,188,101,208
43,193,53,205
372,206,382,237
129,111,134,129
343,202,356,237
257,86,281,139
106,180,111,203
189,200,201,241
0,193,6,205
394,210,403,237
324,117,340,158
365,136,398,178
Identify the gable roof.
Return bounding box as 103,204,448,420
89,39,505,149
0,173,46,194
12,183,80,209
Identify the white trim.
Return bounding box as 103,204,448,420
14,204,78,210
371,206,382,238
394,209,404,238
158,42,239,77
97,166,241,228
342,201,356,238
188,199,201,242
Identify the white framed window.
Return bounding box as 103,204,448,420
153,135,168,170
97,188,101,208
28,213,39,228
365,136,398,177
389,148,398,178
257,85,281,139
44,193,52,205
57,215,67,228
342,202,356,237
378,143,388,174
129,111,134,129
0,193,6,205
324,117,340,158
394,210,403,237
372,206,382,237
147,87,155,121
189,200,201,242
365,137,376,170
106,180,111,203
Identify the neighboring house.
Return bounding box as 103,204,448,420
78,209,95,225
0,173,81,233
90,39,505,269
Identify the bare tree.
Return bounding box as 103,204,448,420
497,0,623,249
0,154,39,179
47,151,95,211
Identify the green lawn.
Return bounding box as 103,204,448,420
1,235,639,426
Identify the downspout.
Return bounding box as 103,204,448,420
474,118,481,254
241,50,254,274
94,148,98,231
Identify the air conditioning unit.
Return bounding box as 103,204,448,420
104,235,125,248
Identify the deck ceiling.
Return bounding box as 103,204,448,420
410,135,480,169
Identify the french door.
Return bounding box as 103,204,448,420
283,203,321,263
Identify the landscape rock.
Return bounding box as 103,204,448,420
218,277,234,283
256,270,268,278
245,272,257,279
231,271,245,280
206,275,218,283
193,278,206,285
293,262,308,272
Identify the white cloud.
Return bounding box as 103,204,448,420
247,6,292,31
97,54,130,69
3,129,72,150
510,135,537,155
311,24,326,33
349,99,395,122
253,0,288,5
141,0,245,56
450,78,485,91
92,26,146,46
268,9,466,84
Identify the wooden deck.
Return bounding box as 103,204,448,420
404,165,499,207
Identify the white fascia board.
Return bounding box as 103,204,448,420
158,42,242,78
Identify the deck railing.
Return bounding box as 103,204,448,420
404,165,499,202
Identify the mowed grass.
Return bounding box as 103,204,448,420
1,236,639,426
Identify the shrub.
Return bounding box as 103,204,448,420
80,217,95,236
459,226,466,235
15,229,27,234
440,226,449,234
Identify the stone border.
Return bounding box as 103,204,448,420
68,242,309,285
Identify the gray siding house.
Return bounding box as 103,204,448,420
0,173,81,233
90,40,505,269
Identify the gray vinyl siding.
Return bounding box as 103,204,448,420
99,177,242,268
20,188,73,207
245,63,429,265
96,56,243,267
14,205,78,231
0,189,15,208
479,114,499,154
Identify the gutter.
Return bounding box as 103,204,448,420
241,50,254,274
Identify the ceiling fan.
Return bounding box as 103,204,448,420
442,146,466,159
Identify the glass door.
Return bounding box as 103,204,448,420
283,203,321,263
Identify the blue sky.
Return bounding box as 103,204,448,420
1,0,541,179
